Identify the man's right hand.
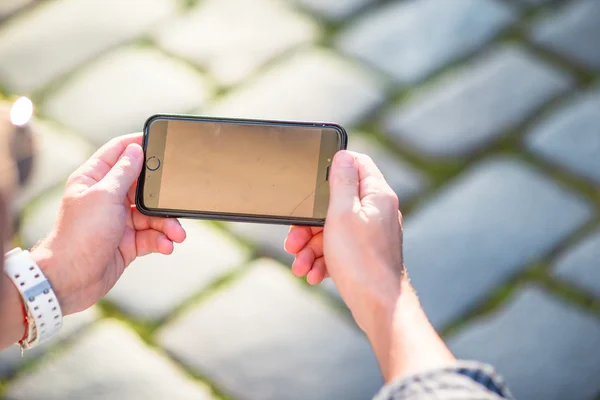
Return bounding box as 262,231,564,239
285,151,405,338
284,150,455,382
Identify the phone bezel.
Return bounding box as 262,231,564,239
135,114,348,226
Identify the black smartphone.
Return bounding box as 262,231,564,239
136,114,348,226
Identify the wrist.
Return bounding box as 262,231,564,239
365,279,456,382
30,236,73,316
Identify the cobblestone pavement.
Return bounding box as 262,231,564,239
0,1,599,399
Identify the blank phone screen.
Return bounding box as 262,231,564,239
142,118,342,220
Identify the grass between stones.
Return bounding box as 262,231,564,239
166,357,236,400
157,266,249,329
177,0,201,10
0,83,10,99
444,213,600,334
441,251,600,340
532,266,600,319
97,300,160,343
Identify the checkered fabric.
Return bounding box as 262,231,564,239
374,361,514,400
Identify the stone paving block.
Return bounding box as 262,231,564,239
384,45,572,158
0,0,175,93
349,133,425,202
43,47,212,145
0,0,33,20
0,307,98,379
226,222,293,264
553,228,600,298
448,286,600,400
288,0,374,20
20,185,63,248
15,121,93,209
204,48,384,128
531,0,600,70
402,157,593,328
336,0,515,84
106,220,248,321
158,259,382,400
155,0,319,86
5,320,213,400
526,86,600,184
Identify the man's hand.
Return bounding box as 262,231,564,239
285,151,405,335
31,133,186,315
285,151,454,382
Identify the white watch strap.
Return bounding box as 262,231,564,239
4,248,63,348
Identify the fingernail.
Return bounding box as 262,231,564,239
335,151,355,167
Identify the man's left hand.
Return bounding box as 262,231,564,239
31,133,186,315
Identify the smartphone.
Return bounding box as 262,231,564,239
136,114,348,226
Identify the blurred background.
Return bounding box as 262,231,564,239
0,0,599,399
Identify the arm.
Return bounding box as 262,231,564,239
368,279,455,382
370,281,512,399
284,151,513,399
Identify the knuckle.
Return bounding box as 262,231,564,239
332,174,358,187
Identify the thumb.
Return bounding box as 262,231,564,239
327,150,360,217
97,143,144,200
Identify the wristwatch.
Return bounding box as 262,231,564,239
3,248,62,353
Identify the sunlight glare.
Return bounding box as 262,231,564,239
10,96,33,126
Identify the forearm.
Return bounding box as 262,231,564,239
366,280,456,383
0,271,27,349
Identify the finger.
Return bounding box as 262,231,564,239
135,229,174,257
162,218,186,243
327,150,360,217
70,132,143,185
353,153,393,198
95,143,144,201
305,231,324,259
307,257,327,285
292,246,315,277
94,132,143,166
131,210,186,243
289,229,324,263
285,226,314,254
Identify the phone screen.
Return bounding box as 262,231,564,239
140,117,343,221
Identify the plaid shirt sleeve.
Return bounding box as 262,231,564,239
373,361,515,400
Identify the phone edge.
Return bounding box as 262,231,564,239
135,114,349,227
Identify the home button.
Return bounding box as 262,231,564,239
146,156,160,171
